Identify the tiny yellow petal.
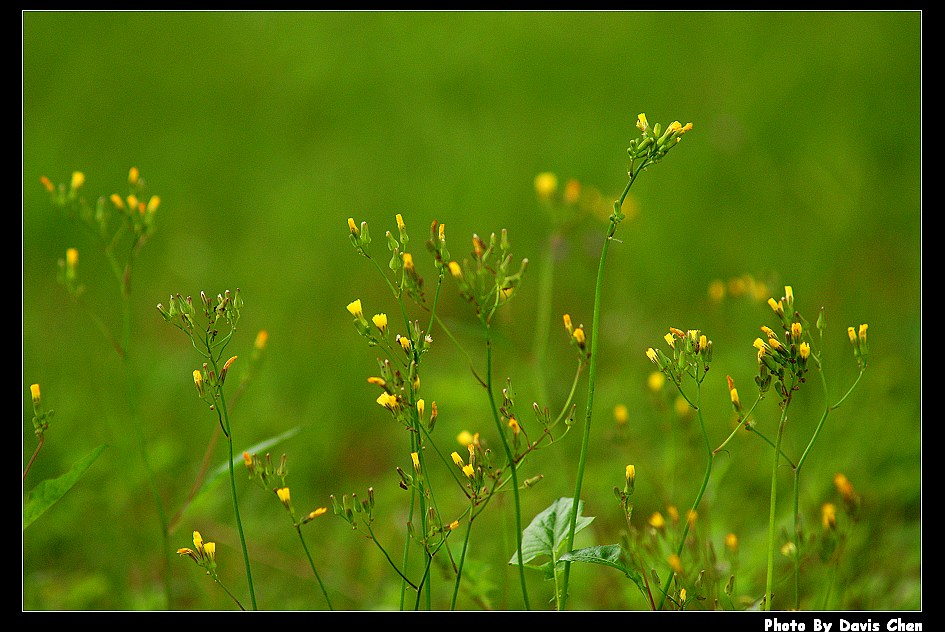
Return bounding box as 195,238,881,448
613,404,629,424
70,171,85,190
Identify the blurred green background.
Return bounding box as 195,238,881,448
23,11,921,611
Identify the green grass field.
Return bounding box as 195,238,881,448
23,11,921,611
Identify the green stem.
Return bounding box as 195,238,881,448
764,396,792,611
450,503,476,610
295,526,333,610
216,387,257,610
23,434,45,481
483,319,530,610
367,525,420,591
211,574,246,611
559,163,644,609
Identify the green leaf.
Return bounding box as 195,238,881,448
23,444,107,529
559,544,649,602
559,544,634,577
510,497,594,566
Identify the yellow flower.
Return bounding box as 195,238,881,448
613,404,629,425
147,196,160,213
646,347,659,364
663,332,675,348
402,252,414,270
127,194,139,212
834,473,856,501
822,503,837,530
508,417,521,435
410,451,420,471
128,166,139,185
534,172,559,201
753,337,768,352
448,261,463,279
438,223,446,241
768,298,783,315
462,464,475,479
725,533,738,552
791,322,802,339
647,371,665,392
680,588,687,603
456,430,474,446
30,383,41,405
346,299,363,319
648,512,665,529
276,487,291,509
562,313,573,333
254,330,269,350
858,323,868,343
110,193,125,209
781,541,797,557
396,213,406,232
674,395,690,417
687,509,698,526
372,313,388,334
698,334,708,352
203,541,216,562
668,553,683,575
242,451,252,468
367,376,386,387
730,387,740,408
377,392,399,411
708,279,725,303
193,370,204,396
625,464,635,486
799,342,811,360
448,520,460,531
40,175,54,193
347,217,359,235
451,451,465,467
70,171,85,190
666,505,679,522
398,335,412,353
564,179,581,204
193,531,204,553
760,325,776,338
308,507,328,520
636,113,648,133
572,327,586,348
66,247,79,269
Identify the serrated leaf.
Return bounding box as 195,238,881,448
510,497,594,566
23,444,107,529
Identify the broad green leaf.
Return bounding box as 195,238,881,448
510,497,594,566
559,544,649,602
559,544,635,577
23,444,107,529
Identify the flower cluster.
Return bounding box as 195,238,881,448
646,327,713,386
752,286,812,399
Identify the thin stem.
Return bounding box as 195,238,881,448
764,396,793,611
23,435,45,481
367,525,420,591
450,502,476,610
211,574,246,611
216,386,257,610
559,163,644,609
483,319,530,610
295,526,333,610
